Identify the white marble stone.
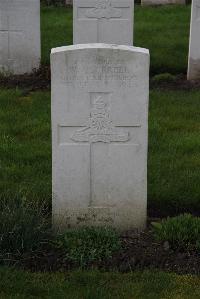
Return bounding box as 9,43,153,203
141,0,185,5
0,0,41,75
73,0,134,45
188,0,200,80
51,44,149,231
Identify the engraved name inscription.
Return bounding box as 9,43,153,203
63,56,137,88
71,93,129,143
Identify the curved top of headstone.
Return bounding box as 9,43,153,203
51,43,149,56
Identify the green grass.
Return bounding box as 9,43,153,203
148,90,200,216
0,196,50,256
0,89,51,203
152,214,200,250
41,5,191,74
135,5,190,74
0,88,199,216
54,227,121,268
41,6,73,65
0,268,200,299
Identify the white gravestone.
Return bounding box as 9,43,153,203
188,0,200,80
73,0,134,45
0,0,41,75
51,44,149,231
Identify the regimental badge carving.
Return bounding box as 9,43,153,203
85,0,122,19
71,94,129,143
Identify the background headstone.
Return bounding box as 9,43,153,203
51,44,149,231
141,0,185,5
0,0,41,75
73,0,134,45
66,0,73,5
187,0,200,80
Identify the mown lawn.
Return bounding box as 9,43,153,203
148,90,200,216
0,88,199,216
0,268,200,299
0,89,51,203
41,5,190,75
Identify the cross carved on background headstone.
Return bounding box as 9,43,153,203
0,15,23,68
84,1,122,41
73,0,134,45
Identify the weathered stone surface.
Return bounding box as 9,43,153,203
0,0,41,75
141,0,185,5
188,0,200,80
73,0,134,45
51,44,149,231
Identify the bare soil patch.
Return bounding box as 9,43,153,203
0,66,51,92
110,228,200,275
151,74,200,90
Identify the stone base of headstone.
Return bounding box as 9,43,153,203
53,207,147,232
0,0,41,75
51,44,149,232
187,59,200,80
141,0,185,5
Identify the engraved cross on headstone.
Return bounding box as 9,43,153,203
85,0,122,42
58,92,141,207
0,15,23,69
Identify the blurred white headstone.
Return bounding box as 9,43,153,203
73,0,134,45
188,0,200,80
0,0,41,75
